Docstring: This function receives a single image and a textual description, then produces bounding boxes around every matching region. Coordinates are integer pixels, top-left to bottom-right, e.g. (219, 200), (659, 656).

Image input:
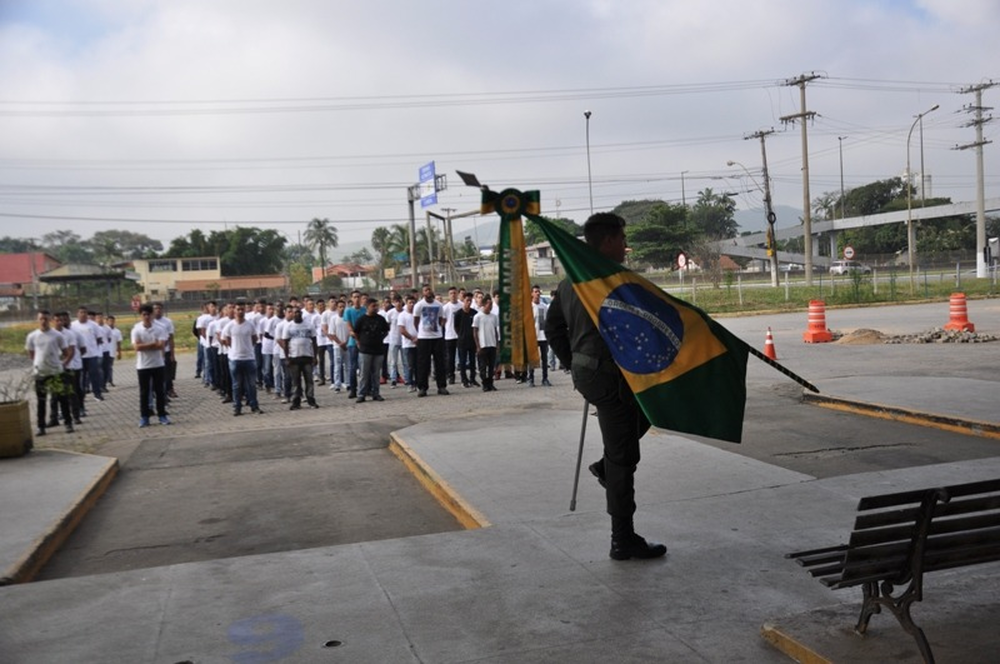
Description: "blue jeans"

(229, 358), (259, 412)
(261, 353), (274, 390)
(196, 343), (204, 377)
(386, 344), (402, 382)
(358, 353), (383, 397)
(346, 345), (359, 393)
(82, 356), (103, 399)
(329, 345), (344, 388)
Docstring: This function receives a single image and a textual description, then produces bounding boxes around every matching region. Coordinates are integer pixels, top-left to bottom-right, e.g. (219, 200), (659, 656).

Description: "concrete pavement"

(1, 299), (999, 662)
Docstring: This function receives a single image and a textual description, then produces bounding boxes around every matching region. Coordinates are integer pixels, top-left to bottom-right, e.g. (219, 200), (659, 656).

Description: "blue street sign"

(419, 161), (437, 208)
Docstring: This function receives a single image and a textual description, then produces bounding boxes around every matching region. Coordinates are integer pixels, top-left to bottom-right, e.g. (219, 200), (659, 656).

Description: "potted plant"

(0, 369), (34, 457)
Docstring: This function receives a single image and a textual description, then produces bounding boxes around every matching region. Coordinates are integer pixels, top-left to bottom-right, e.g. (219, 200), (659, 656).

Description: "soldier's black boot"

(610, 517), (667, 561)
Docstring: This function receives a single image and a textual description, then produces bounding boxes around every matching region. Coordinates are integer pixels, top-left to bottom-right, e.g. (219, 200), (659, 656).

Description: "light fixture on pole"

(906, 103), (939, 292)
(584, 110), (594, 216)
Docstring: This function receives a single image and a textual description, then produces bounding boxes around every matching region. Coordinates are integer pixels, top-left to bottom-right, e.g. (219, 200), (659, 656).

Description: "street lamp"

(838, 136), (847, 220)
(906, 104), (939, 292)
(584, 110), (594, 216)
(728, 159), (779, 287)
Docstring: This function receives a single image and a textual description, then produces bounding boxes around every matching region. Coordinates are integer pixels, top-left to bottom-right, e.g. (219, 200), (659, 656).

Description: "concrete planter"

(0, 400), (32, 458)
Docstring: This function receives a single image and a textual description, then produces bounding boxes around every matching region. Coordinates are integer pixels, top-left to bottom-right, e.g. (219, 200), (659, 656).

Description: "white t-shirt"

(274, 319), (290, 359)
(442, 300), (461, 340)
(412, 298), (445, 340)
(154, 315), (175, 353)
(397, 310), (417, 349)
(196, 313), (215, 348)
(533, 301), (548, 342)
(313, 310), (329, 347)
(222, 319), (257, 361)
(261, 315), (278, 355)
(473, 311), (499, 349)
(25, 328), (67, 377)
(131, 322), (168, 370)
(71, 319), (101, 358)
(281, 319), (315, 359)
(109, 326), (123, 352)
(330, 312), (349, 346)
(214, 316), (231, 355)
(386, 308), (402, 346)
(61, 327), (83, 370)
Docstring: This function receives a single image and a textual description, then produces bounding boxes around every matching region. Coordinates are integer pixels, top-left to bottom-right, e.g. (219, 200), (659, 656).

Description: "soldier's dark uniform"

(545, 213), (666, 561)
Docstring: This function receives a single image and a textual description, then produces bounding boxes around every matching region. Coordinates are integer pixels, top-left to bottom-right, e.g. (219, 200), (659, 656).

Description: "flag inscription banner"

(482, 188), (749, 443)
(484, 189), (539, 369)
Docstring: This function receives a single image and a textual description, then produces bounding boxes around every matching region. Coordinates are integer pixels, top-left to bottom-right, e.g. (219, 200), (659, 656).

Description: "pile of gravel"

(882, 327), (999, 344)
(833, 328), (999, 345)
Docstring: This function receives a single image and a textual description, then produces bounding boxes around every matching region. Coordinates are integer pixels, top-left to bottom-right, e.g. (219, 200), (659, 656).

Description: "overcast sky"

(1, 0), (998, 254)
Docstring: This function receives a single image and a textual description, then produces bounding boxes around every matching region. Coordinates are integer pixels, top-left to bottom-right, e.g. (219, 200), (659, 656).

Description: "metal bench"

(786, 478), (1000, 664)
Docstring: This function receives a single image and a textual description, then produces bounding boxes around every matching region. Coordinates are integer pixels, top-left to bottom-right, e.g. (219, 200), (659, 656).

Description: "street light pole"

(906, 103), (939, 292)
(681, 170), (689, 206)
(838, 136), (847, 219)
(584, 110), (594, 216)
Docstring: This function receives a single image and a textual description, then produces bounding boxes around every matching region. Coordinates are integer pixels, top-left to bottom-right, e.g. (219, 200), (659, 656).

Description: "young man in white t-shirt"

(385, 298), (403, 387)
(25, 310), (72, 437)
(397, 296), (418, 391)
(473, 296), (499, 393)
(196, 301), (217, 386)
(528, 285), (551, 387)
(411, 285), (449, 397)
(441, 286), (462, 385)
(131, 303), (170, 427)
(279, 307), (318, 410)
(221, 301), (262, 416)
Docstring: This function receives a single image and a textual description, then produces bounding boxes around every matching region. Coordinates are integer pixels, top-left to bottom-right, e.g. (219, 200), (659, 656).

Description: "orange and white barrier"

(802, 300), (833, 343)
(943, 292), (975, 332)
(764, 327), (777, 360)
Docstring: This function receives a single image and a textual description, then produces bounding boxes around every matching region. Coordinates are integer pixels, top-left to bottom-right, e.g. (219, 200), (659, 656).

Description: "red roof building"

(0, 252), (62, 296)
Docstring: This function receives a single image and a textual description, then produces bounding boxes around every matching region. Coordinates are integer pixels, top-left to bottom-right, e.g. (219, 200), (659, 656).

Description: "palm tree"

(303, 218), (339, 272)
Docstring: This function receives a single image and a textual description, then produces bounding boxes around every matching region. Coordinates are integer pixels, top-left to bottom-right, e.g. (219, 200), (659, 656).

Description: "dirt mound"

(835, 328), (886, 345)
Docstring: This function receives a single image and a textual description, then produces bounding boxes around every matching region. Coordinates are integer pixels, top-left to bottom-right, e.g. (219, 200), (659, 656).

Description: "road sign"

(843, 245), (855, 259)
(677, 251), (688, 269)
(419, 161), (437, 208)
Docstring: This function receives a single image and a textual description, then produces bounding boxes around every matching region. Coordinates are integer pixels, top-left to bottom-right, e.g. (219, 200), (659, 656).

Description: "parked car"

(829, 260), (872, 275)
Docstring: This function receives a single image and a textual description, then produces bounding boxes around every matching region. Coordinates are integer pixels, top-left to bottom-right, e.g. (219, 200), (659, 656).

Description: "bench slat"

(849, 512), (1000, 549)
(854, 494), (1000, 531)
(856, 478), (1000, 511)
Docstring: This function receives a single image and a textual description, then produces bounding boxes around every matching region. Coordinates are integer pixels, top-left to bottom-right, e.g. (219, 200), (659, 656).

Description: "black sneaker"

(437, 387), (450, 396)
(46, 419), (59, 428)
(609, 534), (667, 561)
(307, 401), (319, 409)
(36, 427), (46, 437)
(372, 395), (385, 402)
(347, 391), (357, 399)
(65, 423), (74, 433)
(417, 389), (427, 397)
(588, 461), (607, 488)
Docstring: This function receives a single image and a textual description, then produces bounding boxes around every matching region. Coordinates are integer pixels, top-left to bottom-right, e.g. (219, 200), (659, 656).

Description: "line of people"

(192, 283), (554, 415)
(24, 307), (124, 438)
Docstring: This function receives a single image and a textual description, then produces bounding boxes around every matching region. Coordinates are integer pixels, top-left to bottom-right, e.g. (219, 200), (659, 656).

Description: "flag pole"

(745, 343), (820, 393)
(569, 398), (589, 511)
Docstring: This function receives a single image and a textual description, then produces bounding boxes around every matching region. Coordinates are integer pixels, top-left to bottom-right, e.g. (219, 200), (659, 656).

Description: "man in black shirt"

(354, 298), (390, 403)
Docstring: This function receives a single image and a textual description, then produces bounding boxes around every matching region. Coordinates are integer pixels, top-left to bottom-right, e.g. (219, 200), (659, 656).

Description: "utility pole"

(956, 81), (995, 279)
(681, 170), (689, 206)
(780, 72), (821, 285)
(745, 129), (779, 287)
(441, 207), (456, 284)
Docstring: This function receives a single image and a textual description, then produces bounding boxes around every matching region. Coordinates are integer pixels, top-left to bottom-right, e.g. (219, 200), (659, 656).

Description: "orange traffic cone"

(764, 327), (778, 360)
(802, 300), (833, 343)
(943, 292), (975, 332)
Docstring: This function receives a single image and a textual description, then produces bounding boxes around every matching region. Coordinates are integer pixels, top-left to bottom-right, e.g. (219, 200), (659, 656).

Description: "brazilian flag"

(524, 206), (750, 443)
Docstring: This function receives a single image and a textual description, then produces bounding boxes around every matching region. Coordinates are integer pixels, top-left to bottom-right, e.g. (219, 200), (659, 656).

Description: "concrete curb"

(760, 622), (832, 664)
(0, 452), (119, 585)
(803, 392), (1000, 441)
(388, 432), (490, 530)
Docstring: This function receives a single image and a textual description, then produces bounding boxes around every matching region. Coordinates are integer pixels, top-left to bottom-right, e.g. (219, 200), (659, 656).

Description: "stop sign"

(843, 246), (855, 260)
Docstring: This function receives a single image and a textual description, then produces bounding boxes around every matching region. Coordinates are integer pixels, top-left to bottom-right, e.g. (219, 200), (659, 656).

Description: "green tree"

(341, 248), (373, 264)
(89, 230), (162, 262)
(612, 200), (668, 227)
(41, 230), (94, 264)
(303, 218), (338, 269)
(0, 236), (41, 253)
(688, 188), (738, 239)
(288, 263), (311, 295)
(165, 229), (210, 257)
(524, 217), (581, 245)
(626, 202), (698, 268)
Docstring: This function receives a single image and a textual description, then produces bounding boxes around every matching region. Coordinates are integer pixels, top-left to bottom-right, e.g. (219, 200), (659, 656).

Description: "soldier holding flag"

(546, 212), (668, 561)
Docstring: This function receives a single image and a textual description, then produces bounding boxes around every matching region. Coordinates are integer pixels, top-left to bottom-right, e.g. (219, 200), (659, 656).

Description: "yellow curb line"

(760, 622), (832, 664)
(388, 433), (490, 530)
(803, 393), (1000, 441)
(1, 451), (119, 585)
